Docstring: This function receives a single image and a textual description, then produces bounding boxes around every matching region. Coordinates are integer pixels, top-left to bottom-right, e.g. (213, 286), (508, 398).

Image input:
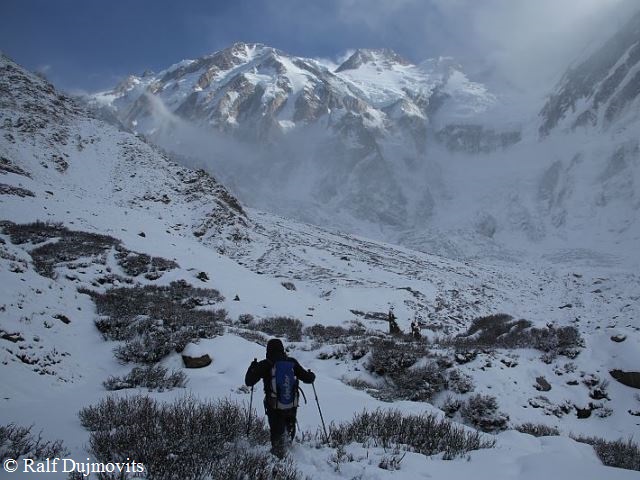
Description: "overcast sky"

(1, 0), (637, 94)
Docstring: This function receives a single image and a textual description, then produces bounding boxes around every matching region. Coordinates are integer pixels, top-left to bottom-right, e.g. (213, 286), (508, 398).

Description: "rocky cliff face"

(540, 10), (640, 136)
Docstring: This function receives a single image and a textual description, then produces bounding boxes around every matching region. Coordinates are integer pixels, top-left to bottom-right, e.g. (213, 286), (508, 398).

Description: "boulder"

(610, 370), (640, 389)
(181, 342), (212, 369)
(534, 376), (552, 392)
(182, 353), (212, 369)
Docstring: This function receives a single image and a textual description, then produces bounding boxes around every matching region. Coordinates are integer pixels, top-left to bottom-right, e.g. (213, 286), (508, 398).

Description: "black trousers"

(266, 406), (297, 457)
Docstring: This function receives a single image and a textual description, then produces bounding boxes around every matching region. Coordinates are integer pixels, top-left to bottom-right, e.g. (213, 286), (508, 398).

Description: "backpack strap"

(297, 385), (307, 405)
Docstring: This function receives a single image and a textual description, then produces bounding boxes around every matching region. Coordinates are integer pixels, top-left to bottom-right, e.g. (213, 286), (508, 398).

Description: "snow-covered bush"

(329, 409), (494, 460)
(365, 339), (446, 401)
(115, 247), (178, 279)
(448, 369), (475, 394)
(237, 313), (254, 325)
(366, 339), (424, 377)
(252, 316), (303, 342)
(82, 281), (226, 364)
(305, 322), (366, 342)
(0, 423), (67, 462)
(103, 364), (187, 391)
(573, 435), (640, 471)
(392, 362), (447, 401)
(441, 396), (463, 418)
(460, 394), (509, 433)
(79, 396), (300, 480)
(515, 423), (560, 437)
(453, 314), (583, 357)
(2, 221), (119, 277)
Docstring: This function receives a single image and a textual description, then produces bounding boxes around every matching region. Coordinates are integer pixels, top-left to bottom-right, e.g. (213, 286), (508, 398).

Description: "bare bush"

(81, 281), (226, 364)
(441, 396), (462, 418)
(115, 248), (178, 279)
(252, 316), (303, 342)
(448, 369), (475, 394)
(305, 323), (366, 343)
(460, 394), (509, 433)
(79, 395), (300, 480)
(453, 314), (583, 357)
(515, 423), (560, 437)
(103, 365), (187, 391)
(329, 409), (494, 460)
(366, 339), (423, 377)
(0, 423), (67, 462)
(572, 435), (640, 471)
(365, 340), (445, 402)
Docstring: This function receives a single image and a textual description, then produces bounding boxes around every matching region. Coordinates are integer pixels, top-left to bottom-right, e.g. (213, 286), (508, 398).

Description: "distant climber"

(411, 318), (421, 339)
(245, 338), (315, 458)
(387, 308), (401, 334)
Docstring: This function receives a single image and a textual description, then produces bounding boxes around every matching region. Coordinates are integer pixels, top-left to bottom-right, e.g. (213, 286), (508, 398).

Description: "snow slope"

(1, 55), (640, 479)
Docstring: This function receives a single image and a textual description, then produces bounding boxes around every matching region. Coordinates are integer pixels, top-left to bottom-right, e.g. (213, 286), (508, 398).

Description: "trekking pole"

(246, 384), (254, 436)
(246, 357), (257, 436)
(311, 379), (329, 444)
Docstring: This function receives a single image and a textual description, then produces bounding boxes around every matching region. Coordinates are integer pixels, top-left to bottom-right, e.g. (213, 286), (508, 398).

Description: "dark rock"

(610, 334), (627, 343)
(196, 271), (209, 282)
(138, 231), (146, 237)
(1, 331), (24, 343)
(575, 405), (592, 419)
(182, 353), (212, 369)
(233, 294), (240, 301)
(534, 376), (552, 392)
(610, 369), (640, 389)
(558, 304), (573, 309)
(455, 351), (477, 364)
(53, 314), (70, 324)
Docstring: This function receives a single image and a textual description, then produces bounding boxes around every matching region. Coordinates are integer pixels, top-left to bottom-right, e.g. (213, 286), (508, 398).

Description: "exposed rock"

(610, 369), (640, 389)
(575, 405), (592, 419)
(182, 353), (212, 369)
(534, 376), (552, 392)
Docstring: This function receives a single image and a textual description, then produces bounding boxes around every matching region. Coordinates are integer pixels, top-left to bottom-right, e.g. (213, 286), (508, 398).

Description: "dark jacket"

(245, 339), (315, 405)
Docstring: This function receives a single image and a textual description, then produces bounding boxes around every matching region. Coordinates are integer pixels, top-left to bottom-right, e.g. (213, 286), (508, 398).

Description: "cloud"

(318, 0), (638, 94)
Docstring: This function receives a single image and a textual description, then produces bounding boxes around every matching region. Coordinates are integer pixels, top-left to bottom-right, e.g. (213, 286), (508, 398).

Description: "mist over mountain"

(87, 22), (640, 265)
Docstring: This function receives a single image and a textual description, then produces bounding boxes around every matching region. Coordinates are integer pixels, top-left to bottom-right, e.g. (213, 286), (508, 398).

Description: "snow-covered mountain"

(88, 43), (512, 238)
(85, 31), (640, 266)
(2, 51), (640, 479)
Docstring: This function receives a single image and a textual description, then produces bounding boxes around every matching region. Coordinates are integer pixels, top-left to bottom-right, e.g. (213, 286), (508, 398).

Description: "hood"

(266, 338), (286, 362)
